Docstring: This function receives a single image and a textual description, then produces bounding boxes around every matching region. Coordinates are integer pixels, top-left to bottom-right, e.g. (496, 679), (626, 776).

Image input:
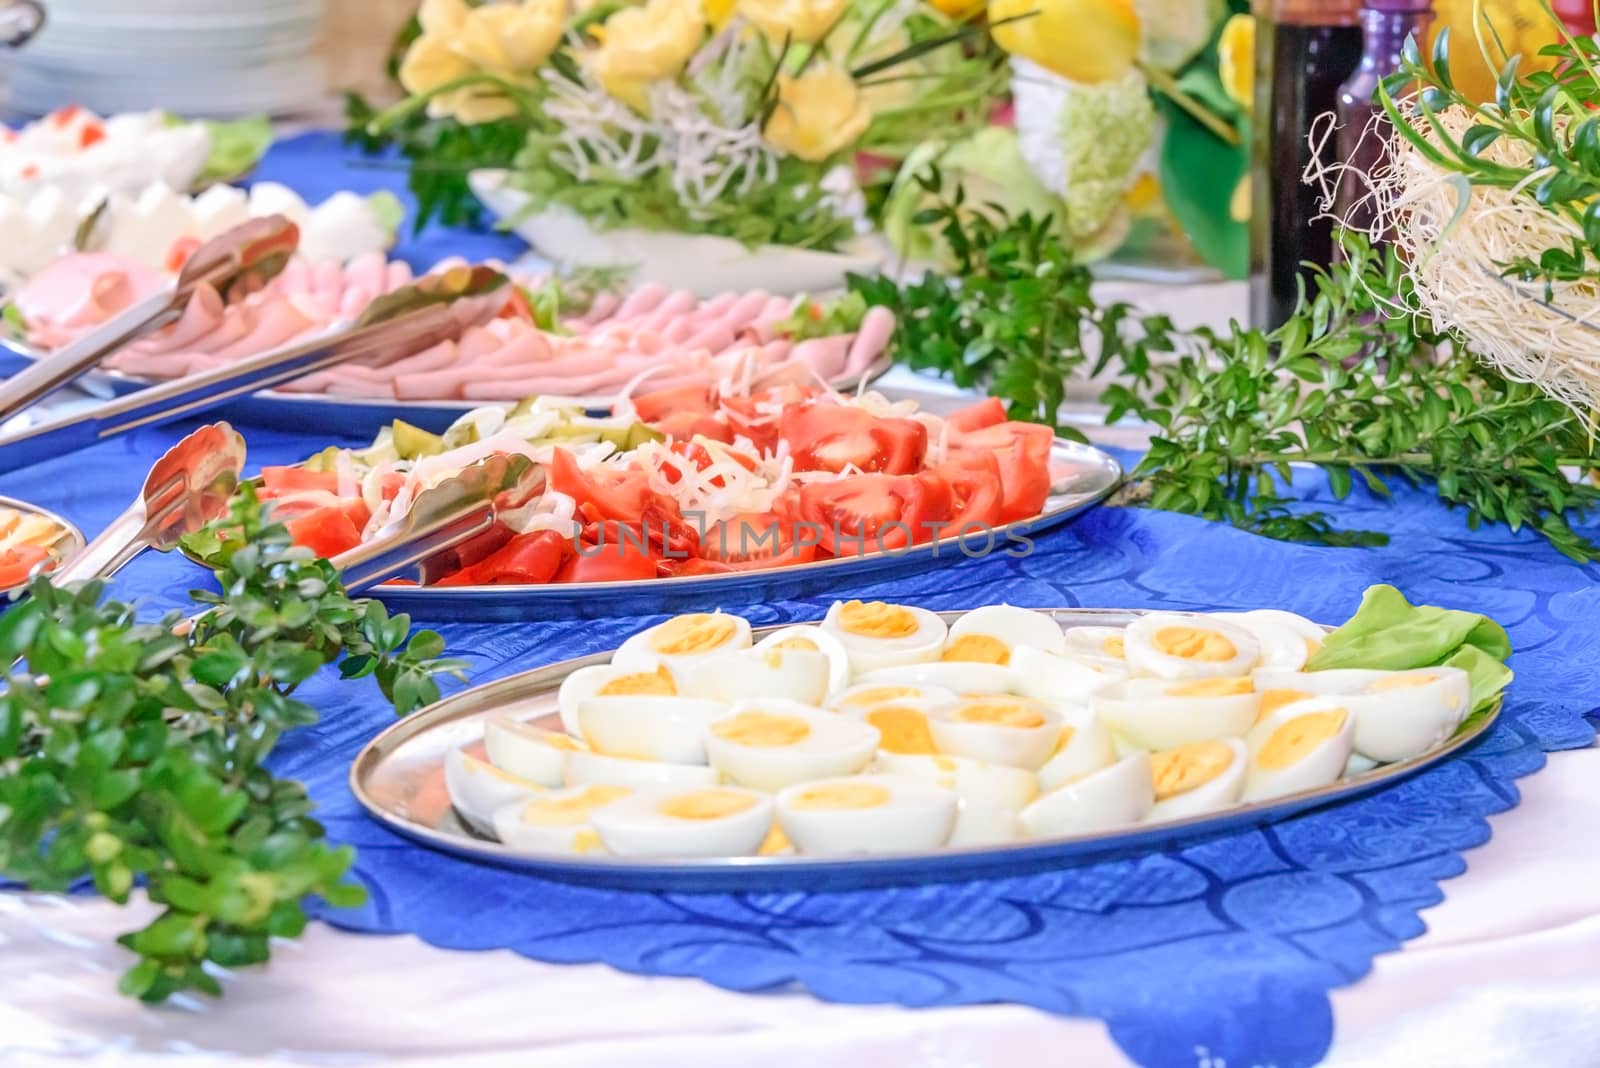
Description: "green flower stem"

(1140, 62), (1241, 146)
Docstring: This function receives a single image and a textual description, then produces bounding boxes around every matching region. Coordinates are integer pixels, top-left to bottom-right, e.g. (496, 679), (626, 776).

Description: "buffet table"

(2, 134), (1598, 1068)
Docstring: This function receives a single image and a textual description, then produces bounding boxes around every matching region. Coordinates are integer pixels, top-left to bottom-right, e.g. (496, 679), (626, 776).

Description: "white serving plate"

(468, 169), (887, 298)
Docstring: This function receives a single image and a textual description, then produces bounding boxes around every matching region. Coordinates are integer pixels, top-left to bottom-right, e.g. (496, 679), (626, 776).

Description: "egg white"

(821, 600), (948, 675)
(705, 699), (880, 792)
(613, 612), (753, 672)
(679, 645), (830, 705)
(589, 786), (775, 858)
(855, 660), (1016, 697)
(1090, 676), (1259, 751)
(1252, 666), (1471, 763)
(751, 624), (852, 696)
(563, 748), (721, 790)
(874, 752), (1038, 846)
(1018, 752), (1155, 838)
(828, 681), (959, 714)
(577, 693), (729, 765)
(775, 773), (957, 854)
(556, 662), (685, 740)
(946, 604), (1067, 658)
(483, 715), (587, 788)
(443, 748), (544, 836)
(1211, 609), (1325, 672)
(1009, 644), (1128, 703)
(489, 784), (632, 854)
(1060, 625), (1131, 669)
(1036, 707), (1118, 792)
(928, 695), (1063, 770)
(1122, 614), (1261, 680)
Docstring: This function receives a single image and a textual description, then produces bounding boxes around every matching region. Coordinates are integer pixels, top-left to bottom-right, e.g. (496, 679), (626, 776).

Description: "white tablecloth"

(5, 281), (1598, 1068)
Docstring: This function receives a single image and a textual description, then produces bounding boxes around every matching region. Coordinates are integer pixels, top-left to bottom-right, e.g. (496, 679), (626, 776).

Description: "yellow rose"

(594, 0), (706, 82)
(418, 0), (470, 35)
(738, 0), (849, 44)
(399, 33), (474, 98)
(434, 88), (523, 124)
(1217, 13), (1253, 114)
(924, 0), (985, 17)
(452, 0), (566, 76)
(763, 63), (872, 162)
(705, 0), (740, 27)
(989, 0), (1141, 84)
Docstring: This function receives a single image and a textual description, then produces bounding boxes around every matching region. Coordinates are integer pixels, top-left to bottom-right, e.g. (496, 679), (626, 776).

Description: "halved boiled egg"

(681, 645), (831, 705)
(944, 604), (1067, 662)
(490, 784), (631, 854)
(927, 695), (1062, 770)
(828, 681), (957, 715)
(705, 700), (880, 792)
(1242, 698), (1355, 801)
(1147, 738), (1247, 821)
(1211, 609), (1325, 672)
(577, 690), (729, 765)
(444, 748), (543, 835)
(875, 752), (1039, 845)
(1122, 614), (1261, 679)
(563, 748), (721, 790)
(821, 600), (947, 675)
(751, 624), (851, 696)
(484, 716), (588, 788)
(775, 774), (957, 854)
(1018, 752), (1154, 837)
(835, 693), (949, 757)
(1060, 625), (1130, 669)
(1036, 707), (1117, 792)
(1252, 665), (1471, 763)
(590, 786), (775, 858)
(1009, 644), (1128, 702)
(1090, 675), (1259, 751)
(855, 660), (1016, 698)
(613, 612), (753, 672)
(556, 662), (683, 739)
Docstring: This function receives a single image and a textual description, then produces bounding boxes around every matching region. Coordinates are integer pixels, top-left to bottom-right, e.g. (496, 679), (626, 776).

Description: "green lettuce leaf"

(195, 116), (274, 186)
(1309, 584), (1514, 713)
(365, 191), (406, 237)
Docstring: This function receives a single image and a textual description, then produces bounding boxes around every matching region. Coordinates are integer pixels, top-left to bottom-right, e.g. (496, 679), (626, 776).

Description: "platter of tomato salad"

(0, 495), (84, 595)
(186, 384), (1121, 621)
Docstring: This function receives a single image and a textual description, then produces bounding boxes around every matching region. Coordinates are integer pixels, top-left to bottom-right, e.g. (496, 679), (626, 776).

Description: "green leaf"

(1155, 95), (1248, 279)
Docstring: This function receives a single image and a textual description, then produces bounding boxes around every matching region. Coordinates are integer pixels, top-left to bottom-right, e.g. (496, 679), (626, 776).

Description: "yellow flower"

(593, 0), (705, 84)
(1218, 13), (1254, 114)
(988, 0), (1141, 84)
(705, 0), (740, 27)
(1229, 173), (1250, 223)
(435, 88), (523, 124)
(418, 0), (470, 35)
(399, 32), (473, 98)
(738, 0), (849, 44)
(1124, 172), (1163, 217)
(763, 62), (872, 162)
(924, 0), (985, 17)
(452, 0), (566, 77)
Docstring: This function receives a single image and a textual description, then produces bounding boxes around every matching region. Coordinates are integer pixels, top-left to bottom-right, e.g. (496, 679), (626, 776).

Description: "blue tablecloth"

(3, 133), (1597, 1068)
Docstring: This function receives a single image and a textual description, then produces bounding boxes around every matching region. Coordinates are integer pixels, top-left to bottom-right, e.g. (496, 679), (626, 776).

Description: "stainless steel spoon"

(0, 214), (301, 424)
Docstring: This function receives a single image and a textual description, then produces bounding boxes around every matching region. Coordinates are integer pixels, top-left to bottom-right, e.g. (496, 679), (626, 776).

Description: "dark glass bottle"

(1334, 0), (1435, 241)
(1251, 0), (1365, 329)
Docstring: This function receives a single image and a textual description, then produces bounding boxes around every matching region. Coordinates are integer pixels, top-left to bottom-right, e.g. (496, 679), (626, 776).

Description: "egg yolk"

(1365, 673), (1439, 693)
(659, 790), (760, 821)
(713, 711), (812, 748)
(597, 665), (677, 697)
(789, 782), (892, 810)
(760, 649), (785, 670)
(1153, 626), (1237, 662)
(540, 731), (585, 751)
(1152, 740), (1235, 800)
(650, 613), (739, 656)
(1256, 708), (1349, 771)
(1304, 637), (1322, 658)
(1103, 635), (1126, 658)
(758, 824), (792, 855)
(839, 685), (920, 708)
(1050, 725), (1077, 757)
(774, 637), (820, 652)
(942, 634), (1011, 665)
(1256, 688), (1313, 724)
(521, 785), (631, 826)
(866, 706), (938, 754)
(1168, 677), (1254, 698)
(954, 699), (1047, 729)
(837, 600), (919, 639)
(464, 753), (536, 786)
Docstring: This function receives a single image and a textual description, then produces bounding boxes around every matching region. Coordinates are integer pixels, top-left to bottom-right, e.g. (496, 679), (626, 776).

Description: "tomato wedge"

(434, 530), (569, 586)
(700, 511), (819, 567)
(932, 451), (1004, 534)
(945, 397), (1007, 433)
(949, 421), (1054, 523)
(632, 384), (715, 424)
(548, 448), (652, 523)
(284, 506), (363, 559)
(260, 466), (341, 498)
(0, 544), (50, 588)
(555, 537), (660, 583)
(798, 472), (953, 556)
(778, 403), (928, 475)
(659, 440), (759, 487)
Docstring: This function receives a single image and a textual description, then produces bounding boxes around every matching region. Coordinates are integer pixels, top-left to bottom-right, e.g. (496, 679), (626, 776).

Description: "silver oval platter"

(0, 493), (86, 596)
(351, 608), (1500, 892)
(0, 340), (895, 435)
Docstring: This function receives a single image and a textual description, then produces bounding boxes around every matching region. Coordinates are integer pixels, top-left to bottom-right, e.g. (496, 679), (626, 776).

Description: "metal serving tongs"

(0, 215), (301, 424)
(0, 264), (510, 472)
(46, 421), (247, 587)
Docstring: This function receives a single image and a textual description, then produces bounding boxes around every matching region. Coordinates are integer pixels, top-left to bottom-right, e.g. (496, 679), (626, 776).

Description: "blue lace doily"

(1, 134), (1595, 1068)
